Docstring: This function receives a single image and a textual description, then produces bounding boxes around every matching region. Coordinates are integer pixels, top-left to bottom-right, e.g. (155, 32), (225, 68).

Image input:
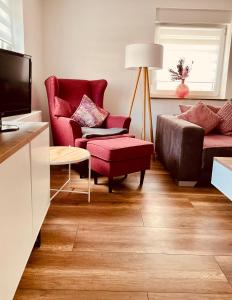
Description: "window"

(0, 0), (24, 52)
(153, 24), (227, 97)
(0, 0), (13, 50)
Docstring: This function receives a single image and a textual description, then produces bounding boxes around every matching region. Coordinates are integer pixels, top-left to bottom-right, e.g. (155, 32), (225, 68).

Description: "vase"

(176, 79), (189, 98)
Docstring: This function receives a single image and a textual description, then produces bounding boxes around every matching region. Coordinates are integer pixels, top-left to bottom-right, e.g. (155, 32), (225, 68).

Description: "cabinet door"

(0, 144), (32, 300)
(30, 128), (50, 238)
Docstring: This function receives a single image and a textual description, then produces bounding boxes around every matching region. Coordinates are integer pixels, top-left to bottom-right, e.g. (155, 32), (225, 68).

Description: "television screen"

(0, 49), (31, 118)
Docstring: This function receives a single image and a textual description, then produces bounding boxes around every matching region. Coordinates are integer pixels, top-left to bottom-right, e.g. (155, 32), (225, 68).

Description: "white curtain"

(0, 0), (24, 52)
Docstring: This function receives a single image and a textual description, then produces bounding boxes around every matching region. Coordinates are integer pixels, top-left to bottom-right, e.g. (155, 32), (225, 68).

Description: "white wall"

(42, 0), (156, 136)
(38, 0), (232, 137)
(23, 0), (48, 120)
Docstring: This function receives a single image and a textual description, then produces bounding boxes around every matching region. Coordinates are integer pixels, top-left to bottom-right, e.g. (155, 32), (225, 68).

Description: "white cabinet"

(30, 128), (50, 237)
(0, 123), (50, 300)
(0, 145), (32, 300)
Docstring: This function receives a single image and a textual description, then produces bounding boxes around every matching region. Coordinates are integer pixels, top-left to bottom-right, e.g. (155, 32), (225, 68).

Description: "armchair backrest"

(45, 76), (108, 120)
(45, 76), (108, 146)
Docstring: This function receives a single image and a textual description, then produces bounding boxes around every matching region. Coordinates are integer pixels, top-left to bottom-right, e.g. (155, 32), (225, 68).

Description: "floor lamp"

(125, 43), (163, 142)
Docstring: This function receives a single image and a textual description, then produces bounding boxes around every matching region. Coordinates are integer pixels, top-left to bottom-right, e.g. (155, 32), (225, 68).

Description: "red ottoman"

(87, 137), (154, 192)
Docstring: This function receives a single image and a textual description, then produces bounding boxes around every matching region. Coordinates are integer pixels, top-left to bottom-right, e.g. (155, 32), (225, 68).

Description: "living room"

(1, 0), (232, 299)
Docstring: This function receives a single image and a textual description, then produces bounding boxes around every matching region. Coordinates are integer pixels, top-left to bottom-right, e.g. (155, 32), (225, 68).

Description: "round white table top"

(50, 146), (90, 166)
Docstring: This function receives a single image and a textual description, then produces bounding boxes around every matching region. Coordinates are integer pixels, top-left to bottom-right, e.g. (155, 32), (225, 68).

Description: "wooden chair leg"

(139, 170), (146, 187)
(108, 177), (113, 193)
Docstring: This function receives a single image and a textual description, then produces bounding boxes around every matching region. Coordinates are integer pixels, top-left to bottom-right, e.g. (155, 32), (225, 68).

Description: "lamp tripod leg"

(142, 67), (147, 140)
(128, 67), (142, 117)
(145, 68), (154, 143)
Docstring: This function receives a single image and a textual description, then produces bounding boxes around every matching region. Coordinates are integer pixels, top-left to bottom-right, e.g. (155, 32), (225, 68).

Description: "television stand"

(0, 117), (19, 132)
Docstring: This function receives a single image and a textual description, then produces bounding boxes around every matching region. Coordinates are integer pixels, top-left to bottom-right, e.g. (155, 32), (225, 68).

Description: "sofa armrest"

(105, 115), (131, 130)
(155, 115), (204, 183)
(53, 117), (82, 146)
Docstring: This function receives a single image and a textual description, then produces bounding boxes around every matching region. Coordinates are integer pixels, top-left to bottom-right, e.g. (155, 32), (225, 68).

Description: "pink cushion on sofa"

(179, 103), (221, 114)
(54, 96), (75, 117)
(71, 94), (109, 127)
(217, 101), (232, 136)
(179, 104), (192, 113)
(203, 134), (232, 149)
(87, 137), (154, 162)
(178, 102), (221, 134)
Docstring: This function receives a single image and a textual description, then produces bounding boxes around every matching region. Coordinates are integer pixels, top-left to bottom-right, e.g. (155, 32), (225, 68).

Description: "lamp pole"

(128, 67), (154, 142)
(125, 43), (163, 142)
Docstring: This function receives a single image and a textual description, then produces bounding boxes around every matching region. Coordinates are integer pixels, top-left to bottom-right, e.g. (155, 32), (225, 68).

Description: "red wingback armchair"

(45, 76), (131, 148)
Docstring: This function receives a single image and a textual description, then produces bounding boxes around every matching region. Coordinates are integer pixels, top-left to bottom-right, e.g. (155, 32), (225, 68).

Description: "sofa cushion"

(179, 103), (221, 114)
(217, 100), (232, 136)
(54, 96), (75, 117)
(87, 137), (154, 162)
(71, 94), (109, 127)
(202, 134), (232, 178)
(203, 134), (232, 149)
(178, 101), (221, 134)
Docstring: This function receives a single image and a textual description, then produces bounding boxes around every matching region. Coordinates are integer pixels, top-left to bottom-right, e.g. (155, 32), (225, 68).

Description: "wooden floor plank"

(14, 290), (148, 300)
(51, 193), (194, 212)
(17, 252), (231, 293)
(44, 205), (143, 226)
(38, 224), (77, 251)
(74, 225), (232, 255)
(148, 294), (232, 300)
(142, 210), (232, 229)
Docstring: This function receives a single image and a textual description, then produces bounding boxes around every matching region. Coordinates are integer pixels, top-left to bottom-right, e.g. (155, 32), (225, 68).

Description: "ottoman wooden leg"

(108, 177), (113, 193)
(94, 175), (98, 185)
(139, 170), (146, 187)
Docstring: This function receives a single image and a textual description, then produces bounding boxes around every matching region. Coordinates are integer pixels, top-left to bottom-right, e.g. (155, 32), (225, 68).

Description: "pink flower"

(182, 67), (188, 78)
(169, 58), (193, 82)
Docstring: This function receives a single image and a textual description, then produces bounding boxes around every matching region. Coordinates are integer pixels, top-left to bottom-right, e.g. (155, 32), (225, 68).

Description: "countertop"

(0, 122), (49, 164)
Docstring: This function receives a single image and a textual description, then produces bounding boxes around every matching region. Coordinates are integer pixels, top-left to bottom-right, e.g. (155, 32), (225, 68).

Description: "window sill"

(151, 96), (226, 101)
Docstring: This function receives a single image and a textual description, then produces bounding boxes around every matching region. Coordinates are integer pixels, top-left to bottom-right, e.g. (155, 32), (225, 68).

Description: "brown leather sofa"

(155, 114), (232, 186)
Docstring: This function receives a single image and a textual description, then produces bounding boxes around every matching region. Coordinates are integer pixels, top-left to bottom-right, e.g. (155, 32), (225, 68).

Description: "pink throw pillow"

(71, 94), (109, 127)
(207, 104), (221, 114)
(178, 102), (221, 134)
(217, 101), (232, 136)
(179, 103), (221, 114)
(179, 104), (192, 113)
(54, 96), (75, 117)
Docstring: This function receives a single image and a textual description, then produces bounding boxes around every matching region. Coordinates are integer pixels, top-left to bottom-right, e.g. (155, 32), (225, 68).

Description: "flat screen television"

(0, 49), (32, 132)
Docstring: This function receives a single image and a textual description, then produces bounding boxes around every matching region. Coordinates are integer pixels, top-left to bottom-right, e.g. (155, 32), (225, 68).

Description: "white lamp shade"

(125, 43), (163, 69)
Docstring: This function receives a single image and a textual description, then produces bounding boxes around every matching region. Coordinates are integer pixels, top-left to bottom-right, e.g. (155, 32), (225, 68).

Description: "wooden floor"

(14, 161), (232, 299)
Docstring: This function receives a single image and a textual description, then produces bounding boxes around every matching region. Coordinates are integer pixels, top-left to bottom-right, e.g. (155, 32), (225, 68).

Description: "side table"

(50, 146), (91, 202)
(211, 157), (232, 201)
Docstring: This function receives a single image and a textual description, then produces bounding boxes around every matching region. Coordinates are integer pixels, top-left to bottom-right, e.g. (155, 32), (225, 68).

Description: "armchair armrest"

(105, 114), (131, 130)
(156, 115), (204, 184)
(53, 117), (82, 146)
